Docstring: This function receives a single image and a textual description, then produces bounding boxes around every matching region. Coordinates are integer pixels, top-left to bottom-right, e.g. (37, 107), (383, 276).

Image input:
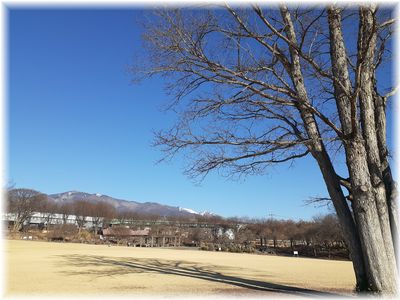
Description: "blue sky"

(7, 8), (394, 220)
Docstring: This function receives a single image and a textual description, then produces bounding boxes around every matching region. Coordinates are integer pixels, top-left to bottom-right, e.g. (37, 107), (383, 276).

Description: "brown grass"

(5, 240), (356, 297)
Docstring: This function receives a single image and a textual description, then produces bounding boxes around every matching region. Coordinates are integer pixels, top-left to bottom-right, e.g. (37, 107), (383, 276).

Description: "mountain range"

(47, 191), (215, 218)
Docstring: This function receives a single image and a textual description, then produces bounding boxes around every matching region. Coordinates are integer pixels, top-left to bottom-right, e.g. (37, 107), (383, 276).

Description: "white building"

(2, 212), (102, 229)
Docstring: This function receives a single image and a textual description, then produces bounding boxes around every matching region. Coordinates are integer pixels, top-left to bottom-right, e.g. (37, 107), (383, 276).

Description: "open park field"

(5, 240), (356, 297)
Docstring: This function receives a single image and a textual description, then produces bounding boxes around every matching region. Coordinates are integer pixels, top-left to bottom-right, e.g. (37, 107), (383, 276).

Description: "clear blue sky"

(7, 8), (394, 220)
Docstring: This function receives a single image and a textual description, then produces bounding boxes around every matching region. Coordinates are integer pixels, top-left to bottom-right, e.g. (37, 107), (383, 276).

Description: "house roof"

(131, 229), (150, 236)
(103, 227), (149, 237)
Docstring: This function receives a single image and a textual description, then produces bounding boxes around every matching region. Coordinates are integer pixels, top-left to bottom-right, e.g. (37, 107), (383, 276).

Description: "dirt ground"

(4, 240), (356, 297)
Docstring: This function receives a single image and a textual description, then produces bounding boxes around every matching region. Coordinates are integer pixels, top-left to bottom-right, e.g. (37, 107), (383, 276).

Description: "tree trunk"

(281, 6), (369, 291)
(315, 150), (369, 291)
(373, 71), (399, 258)
(346, 137), (397, 293)
(13, 221), (22, 232)
(328, 6), (397, 293)
(357, 6), (397, 273)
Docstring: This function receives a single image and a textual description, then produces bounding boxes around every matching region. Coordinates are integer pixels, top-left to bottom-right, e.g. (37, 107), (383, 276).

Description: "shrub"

(47, 224), (78, 241)
(208, 243), (216, 251)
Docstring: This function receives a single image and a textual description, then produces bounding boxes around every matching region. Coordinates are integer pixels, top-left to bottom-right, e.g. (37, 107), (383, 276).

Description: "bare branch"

(379, 18), (395, 28)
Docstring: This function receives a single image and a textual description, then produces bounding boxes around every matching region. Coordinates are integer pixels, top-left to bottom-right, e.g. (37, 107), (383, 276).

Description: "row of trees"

(5, 188), (231, 233)
(6, 189), (342, 241)
(7, 189), (346, 258)
(188, 215), (345, 256)
(250, 215), (345, 256)
(6, 189), (116, 233)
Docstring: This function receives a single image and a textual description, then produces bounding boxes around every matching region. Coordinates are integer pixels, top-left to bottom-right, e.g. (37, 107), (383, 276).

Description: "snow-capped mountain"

(47, 191), (215, 218)
(179, 207), (199, 214)
(199, 210), (217, 217)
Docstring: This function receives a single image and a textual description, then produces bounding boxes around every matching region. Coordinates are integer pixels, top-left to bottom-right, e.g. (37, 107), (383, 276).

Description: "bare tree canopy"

(134, 4), (397, 294)
(73, 199), (92, 233)
(7, 188), (47, 232)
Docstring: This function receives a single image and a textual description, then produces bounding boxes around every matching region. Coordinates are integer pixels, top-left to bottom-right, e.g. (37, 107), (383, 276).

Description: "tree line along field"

(6, 188), (350, 260)
(5, 240), (356, 296)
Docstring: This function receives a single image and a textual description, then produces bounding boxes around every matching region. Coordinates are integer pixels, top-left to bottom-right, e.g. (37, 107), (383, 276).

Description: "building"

(102, 226), (182, 247)
(2, 212), (101, 230)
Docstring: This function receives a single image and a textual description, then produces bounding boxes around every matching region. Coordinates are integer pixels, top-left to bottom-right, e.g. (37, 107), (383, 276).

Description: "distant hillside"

(47, 191), (215, 218)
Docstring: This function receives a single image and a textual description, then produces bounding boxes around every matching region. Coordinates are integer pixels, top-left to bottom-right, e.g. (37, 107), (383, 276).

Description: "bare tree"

(235, 226), (256, 248)
(263, 218), (285, 248)
(40, 199), (58, 229)
(115, 209), (133, 225)
(58, 202), (73, 224)
(73, 200), (91, 233)
(282, 220), (299, 249)
(188, 227), (210, 246)
(312, 214), (344, 258)
(7, 188), (46, 232)
(136, 4), (397, 294)
(89, 202), (116, 233)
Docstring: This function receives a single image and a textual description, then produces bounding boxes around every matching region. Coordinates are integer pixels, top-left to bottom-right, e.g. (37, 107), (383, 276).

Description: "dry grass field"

(5, 240), (356, 297)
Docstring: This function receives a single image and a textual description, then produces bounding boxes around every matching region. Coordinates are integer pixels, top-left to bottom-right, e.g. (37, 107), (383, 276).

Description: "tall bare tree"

(135, 4), (397, 294)
(40, 198), (58, 229)
(7, 188), (47, 232)
(73, 200), (91, 233)
(312, 214), (344, 258)
(89, 201), (116, 233)
(58, 202), (73, 224)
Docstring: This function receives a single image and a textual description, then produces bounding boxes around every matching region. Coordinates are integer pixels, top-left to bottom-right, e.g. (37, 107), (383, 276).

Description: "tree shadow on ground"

(57, 254), (345, 297)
